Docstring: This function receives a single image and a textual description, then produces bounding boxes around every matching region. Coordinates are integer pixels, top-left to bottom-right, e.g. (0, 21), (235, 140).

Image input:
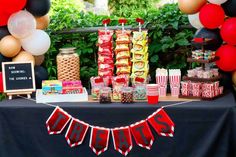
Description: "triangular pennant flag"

(147, 108), (175, 137)
(130, 120), (154, 149)
(46, 106), (71, 135)
(65, 118), (89, 147)
(89, 126), (110, 156)
(112, 126), (133, 156)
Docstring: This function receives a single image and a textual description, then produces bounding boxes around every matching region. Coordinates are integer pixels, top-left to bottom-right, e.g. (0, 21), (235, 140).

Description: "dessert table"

(0, 92), (235, 157)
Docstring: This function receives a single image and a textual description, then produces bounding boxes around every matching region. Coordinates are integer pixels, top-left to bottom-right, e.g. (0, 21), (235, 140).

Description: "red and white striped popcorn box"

(214, 81), (220, 90)
(181, 81), (190, 90)
(202, 90), (214, 98)
(158, 86), (167, 97)
(192, 89), (201, 97)
(191, 82), (201, 91)
(156, 75), (168, 86)
(219, 86), (224, 95)
(214, 89), (219, 97)
(202, 83), (214, 91)
(170, 86), (180, 97)
(169, 75), (181, 87)
(181, 89), (189, 96)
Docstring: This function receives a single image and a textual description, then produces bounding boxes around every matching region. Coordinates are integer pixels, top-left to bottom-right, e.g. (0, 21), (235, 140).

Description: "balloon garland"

(178, 0), (236, 85)
(0, 0), (50, 86)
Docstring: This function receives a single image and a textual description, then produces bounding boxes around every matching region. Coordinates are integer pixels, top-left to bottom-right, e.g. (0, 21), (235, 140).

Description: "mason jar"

(57, 47), (80, 81)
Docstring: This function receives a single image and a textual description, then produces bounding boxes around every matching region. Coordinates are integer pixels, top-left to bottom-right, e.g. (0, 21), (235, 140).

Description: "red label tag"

(147, 108), (175, 137)
(46, 107), (71, 135)
(65, 118), (89, 147)
(136, 18), (145, 24)
(112, 126), (133, 156)
(119, 18), (127, 24)
(89, 126), (110, 155)
(130, 120), (154, 150)
(102, 18), (111, 25)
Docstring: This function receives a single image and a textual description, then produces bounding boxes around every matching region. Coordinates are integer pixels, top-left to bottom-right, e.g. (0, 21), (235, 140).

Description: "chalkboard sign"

(2, 62), (36, 93)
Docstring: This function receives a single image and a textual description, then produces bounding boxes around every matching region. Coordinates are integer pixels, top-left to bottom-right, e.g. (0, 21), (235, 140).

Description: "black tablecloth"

(0, 93), (235, 157)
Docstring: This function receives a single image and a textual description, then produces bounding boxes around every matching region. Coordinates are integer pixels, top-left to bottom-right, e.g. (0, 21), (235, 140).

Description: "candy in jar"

(121, 87), (133, 103)
(99, 87), (112, 104)
(133, 84), (146, 100)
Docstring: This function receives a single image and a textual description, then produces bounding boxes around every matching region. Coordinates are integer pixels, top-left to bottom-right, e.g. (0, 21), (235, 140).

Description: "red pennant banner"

(147, 108), (175, 137)
(65, 118), (89, 147)
(89, 126), (110, 155)
(130, 120), (154, 150)
(112, 126), (133, 156)
(46, 106), (71, 135)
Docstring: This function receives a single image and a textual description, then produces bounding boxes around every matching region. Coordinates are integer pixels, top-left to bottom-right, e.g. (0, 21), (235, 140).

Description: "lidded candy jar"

(99, 87), (112, 104)
(121, 87), (133, 103)
(57, 47), (80, 81)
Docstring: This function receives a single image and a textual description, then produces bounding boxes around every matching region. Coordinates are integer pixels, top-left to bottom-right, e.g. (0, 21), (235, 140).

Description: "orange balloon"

(36, 14), (50, 30)
(0, 35), (21, 57)
(13, 51), (35, 65)
(233, 71), (236, 85)
(34, 55), (45, 65)
(178, 0), (207, 14)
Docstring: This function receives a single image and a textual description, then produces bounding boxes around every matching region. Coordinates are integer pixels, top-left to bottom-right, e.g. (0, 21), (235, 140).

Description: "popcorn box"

(192, 90), (201, 97)
(191, 82), (201, 91)
(219, 86), (224, 95)
(202, 83), (214, 91)
(156, 75), (168, 86)
(181, 89), (189, 96)
(158, 86), (167, 97)
(42, 80), (63, 95)
(170, 86), (180, 97)
(202, 90), (214, 98)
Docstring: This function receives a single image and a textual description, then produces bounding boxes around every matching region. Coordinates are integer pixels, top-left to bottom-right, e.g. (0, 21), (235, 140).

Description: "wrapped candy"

(133, 84), (146, 100)
(90, 77), (106, 100)
(99, 87), (112, 104)
(121, 87), (134, 103)
(112, 76), (129, 100)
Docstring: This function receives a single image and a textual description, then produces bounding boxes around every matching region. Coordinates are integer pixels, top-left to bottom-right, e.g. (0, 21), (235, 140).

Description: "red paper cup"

(0, 72), (3, 93)
(147, 95), (159, 105)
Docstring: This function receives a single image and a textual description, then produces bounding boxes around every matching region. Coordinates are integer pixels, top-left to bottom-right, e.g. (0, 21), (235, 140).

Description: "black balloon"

(222, 0), (236, 17)
(0, 54), (12, 71)
(0, 26), (10, 40)
(194, 28), (223, 51)
(26, 0), (51, 17)
(34, 66), (48, 89)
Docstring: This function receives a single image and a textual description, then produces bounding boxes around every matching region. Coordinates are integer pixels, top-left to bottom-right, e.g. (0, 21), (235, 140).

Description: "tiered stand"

(179, 39), (223, 100)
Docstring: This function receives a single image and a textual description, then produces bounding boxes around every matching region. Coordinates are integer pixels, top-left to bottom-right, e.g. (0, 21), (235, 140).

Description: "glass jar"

(121, 87), (133, 103)
(133, 84), (147, 100)
(57, 47), (80, 81)
(99, 87), (112, 104)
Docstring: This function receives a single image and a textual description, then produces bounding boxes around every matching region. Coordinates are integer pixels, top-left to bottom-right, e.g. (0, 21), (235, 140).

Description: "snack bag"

(116, 51), (130, 59)
(112, 76), (129, 100)
(90, 77), (106, 100)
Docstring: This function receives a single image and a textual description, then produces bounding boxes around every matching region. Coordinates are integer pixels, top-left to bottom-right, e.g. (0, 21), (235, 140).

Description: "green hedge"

(46, 1), (194, 87)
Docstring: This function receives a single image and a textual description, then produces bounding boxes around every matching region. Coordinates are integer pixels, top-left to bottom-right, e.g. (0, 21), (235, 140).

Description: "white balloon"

(188, 13), (203, 29)
(21, 30), (51, 56)
(208, 0), (228, 5)
(8, 10), (36, 39)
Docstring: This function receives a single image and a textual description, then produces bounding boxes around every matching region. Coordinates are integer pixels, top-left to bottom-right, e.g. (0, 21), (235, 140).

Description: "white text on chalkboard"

(11, 70), (26, 74)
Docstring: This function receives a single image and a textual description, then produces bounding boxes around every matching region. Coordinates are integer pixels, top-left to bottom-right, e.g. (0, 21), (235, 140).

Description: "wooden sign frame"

(2, 61), (36, 99)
